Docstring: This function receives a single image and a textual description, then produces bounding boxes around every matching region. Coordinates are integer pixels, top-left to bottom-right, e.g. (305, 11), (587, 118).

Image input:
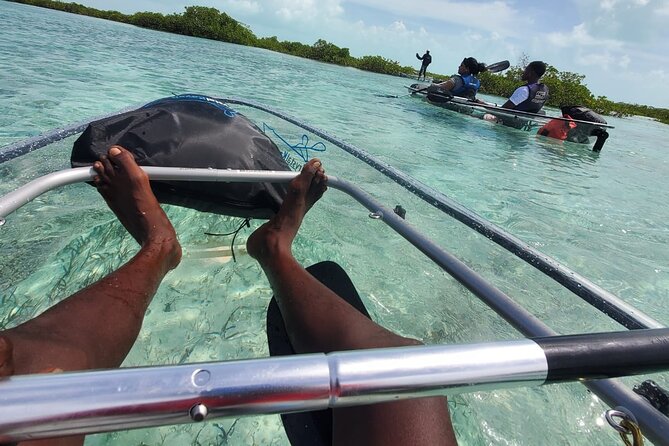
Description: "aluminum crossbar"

(2, 329), (669, 443)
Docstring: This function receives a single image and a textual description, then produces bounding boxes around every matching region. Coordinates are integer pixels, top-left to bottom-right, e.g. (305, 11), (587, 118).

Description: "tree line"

(9, 0), (668, 124)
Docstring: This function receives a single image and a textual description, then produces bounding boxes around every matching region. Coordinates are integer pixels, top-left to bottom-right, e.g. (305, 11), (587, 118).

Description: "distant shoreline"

(6, 0), (668, 124)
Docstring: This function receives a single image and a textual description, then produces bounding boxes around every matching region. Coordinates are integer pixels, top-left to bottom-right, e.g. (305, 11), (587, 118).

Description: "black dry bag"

(71, 94), (290, 219)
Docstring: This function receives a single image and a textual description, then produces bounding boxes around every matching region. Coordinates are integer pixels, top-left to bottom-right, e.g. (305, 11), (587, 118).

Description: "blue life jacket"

(452, 74), (481, 99)
(515, 83), (549, 112)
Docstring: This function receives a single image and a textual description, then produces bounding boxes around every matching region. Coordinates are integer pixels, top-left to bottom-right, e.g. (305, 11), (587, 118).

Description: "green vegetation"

(8, 0), (668, 123)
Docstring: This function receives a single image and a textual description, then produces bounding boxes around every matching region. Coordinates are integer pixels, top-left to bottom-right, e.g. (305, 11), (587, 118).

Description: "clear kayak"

(408, 83), (614, 151)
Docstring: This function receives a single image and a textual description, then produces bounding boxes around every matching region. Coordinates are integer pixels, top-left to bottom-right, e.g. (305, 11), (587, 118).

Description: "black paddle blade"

(485, 60), (510, 73)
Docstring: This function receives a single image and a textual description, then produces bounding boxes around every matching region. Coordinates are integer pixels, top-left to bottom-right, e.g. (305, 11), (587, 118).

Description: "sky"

(72, 0), (669, 107)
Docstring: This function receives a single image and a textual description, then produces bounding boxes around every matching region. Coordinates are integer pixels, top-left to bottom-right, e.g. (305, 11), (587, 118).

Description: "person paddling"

(427, 57), (487, 101)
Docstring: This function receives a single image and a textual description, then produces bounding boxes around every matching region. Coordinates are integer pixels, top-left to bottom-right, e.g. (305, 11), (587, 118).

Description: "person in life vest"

(428, 57), (487, 101)
(502, 60), (549, 113)
(416, 50), (432, 81)
(537, 114), (577, 140)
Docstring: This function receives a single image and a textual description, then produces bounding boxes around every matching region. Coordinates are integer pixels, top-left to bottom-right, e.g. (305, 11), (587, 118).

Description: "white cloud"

(599, 0), (616, 11)
(344, 0), (525, 37)
(545, 23), (623, 49)
(575, 52), (619, 70)
(390, 20), (407, 32)
(649, 69), (668, 80)
(219, 0), (344, 22)
(576, 0), (668, 44)
(657, 1), (669, 15)
(222, 0), (261, 14)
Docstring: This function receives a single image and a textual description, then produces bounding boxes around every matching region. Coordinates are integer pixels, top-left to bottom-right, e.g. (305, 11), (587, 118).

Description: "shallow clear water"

(2, 2), (669, 445)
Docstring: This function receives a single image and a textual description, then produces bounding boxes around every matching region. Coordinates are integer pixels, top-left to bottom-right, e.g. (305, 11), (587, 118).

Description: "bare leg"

(0, 146), (181, 445)
(248, 160), (457, 445)
(0, 336), (13, 377)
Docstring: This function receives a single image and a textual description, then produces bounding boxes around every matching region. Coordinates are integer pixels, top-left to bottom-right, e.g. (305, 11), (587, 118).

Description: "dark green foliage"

(355, 55), (406, 75)
(309, 39), (355, 66)
(256, 37), (310, 56)
(175, 6), (256, 45)
(130, 12), (179, 32)
(7, 0), (668, 123)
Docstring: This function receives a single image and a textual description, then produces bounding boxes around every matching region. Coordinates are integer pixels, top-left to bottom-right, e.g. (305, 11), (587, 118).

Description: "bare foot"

(93, 146), (181, 270)
(0, 335), (14, 377)
(247, 159), (327, 262)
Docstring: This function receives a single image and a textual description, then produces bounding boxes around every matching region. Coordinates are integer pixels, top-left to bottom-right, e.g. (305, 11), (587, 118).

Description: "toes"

(101, 155), (114, 179)
(303, 159), (322, 175)
(96, 158), (113, 184)
(315, 167), (327, 184)
(108, 146), (137, 171)
(93, 160), (104, 176)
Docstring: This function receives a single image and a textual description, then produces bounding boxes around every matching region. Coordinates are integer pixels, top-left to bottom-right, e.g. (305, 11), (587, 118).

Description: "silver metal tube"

(0, 168), (94, 221)
(0, 166), (661, 337)
(330, 342), (547, 405)
(0, 167), (298, 221)
(0, 341), (547, 441)
(0, 168), (554, 334)
(330, 177), (549, 336)
(326, 178), (669, 445)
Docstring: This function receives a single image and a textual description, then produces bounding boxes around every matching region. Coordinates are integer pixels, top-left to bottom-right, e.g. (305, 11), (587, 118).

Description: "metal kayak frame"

(0, 97), (666, 444)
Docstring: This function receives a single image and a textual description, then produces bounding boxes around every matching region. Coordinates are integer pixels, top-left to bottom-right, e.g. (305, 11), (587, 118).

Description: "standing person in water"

(0, 148), (458, 445)
(502, 60), (549, 113)
(416, 50), (432, 81)
(430, 57), (487, 100)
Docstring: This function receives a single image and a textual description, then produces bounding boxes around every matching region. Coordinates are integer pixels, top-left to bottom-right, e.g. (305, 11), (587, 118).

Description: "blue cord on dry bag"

(262, 123), (326, 162)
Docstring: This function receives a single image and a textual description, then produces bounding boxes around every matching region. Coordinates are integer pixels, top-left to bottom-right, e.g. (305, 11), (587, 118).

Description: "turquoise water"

(2, 2), (669, 445)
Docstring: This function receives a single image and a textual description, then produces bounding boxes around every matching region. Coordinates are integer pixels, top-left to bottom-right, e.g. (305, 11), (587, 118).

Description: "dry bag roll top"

(71, 94), (290, 219)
